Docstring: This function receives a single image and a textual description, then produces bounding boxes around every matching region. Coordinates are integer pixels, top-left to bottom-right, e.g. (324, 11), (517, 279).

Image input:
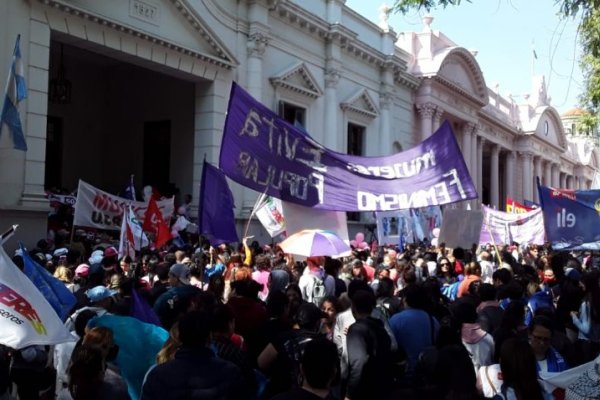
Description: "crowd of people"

(1, 230), (600, 400)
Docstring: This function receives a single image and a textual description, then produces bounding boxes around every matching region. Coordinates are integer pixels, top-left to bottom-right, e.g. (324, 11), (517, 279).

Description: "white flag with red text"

(0, 245), (74, 349)
(118, 206), (149, 260)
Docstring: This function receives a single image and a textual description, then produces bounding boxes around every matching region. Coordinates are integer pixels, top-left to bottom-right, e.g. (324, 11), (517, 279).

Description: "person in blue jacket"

(529, 316), (568, 373)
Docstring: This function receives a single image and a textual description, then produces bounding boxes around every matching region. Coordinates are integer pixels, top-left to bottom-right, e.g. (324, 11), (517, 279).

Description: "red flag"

(143, 196), (171, 248)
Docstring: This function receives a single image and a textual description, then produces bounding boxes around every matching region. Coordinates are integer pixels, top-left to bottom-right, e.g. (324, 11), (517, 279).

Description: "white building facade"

(0, 0), (596, 246)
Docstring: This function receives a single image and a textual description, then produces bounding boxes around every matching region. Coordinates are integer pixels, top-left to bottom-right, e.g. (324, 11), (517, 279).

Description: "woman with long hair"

(156, 322), (180, 365)
(436, 257), (456, 287)
(571, 269), (600, 363)
(499, 338), (551, 400)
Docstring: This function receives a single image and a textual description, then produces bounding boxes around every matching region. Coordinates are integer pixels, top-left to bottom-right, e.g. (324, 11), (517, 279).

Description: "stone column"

(477, 137), (484, 208)
(416, 103), (436, 142)
(490, 144), (500, 209)
(544, 160), (552, 187)
(379, 89), (394, 155)
(461, 123), (474, 182)
(505, 151), (516, 200)
(522, 152), (534, 202)
(533, 156), (543, 202)
(471, 126), (479, 208)
(560, 172), (567, 189)
(246, 31), (268, 102)
(432, 107), (444, 132)
(323, 67), (340, 150)
(244, 30), (268, 216)
(551, 163), (560, 188)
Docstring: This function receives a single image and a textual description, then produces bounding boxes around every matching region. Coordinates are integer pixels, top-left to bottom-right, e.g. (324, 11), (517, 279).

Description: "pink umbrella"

(279, 229), (350, 257)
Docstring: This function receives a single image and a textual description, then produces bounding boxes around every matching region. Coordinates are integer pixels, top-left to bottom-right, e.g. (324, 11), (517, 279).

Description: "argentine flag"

(0, 35), (28, 151)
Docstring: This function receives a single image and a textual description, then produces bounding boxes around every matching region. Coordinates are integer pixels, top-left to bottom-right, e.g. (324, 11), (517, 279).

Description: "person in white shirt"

(298, 256), (335, 305)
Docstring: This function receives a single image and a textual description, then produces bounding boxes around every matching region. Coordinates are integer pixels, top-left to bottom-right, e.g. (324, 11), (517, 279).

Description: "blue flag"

(199, 161), (240, 246)
(122, 174), (136, 201)
(0, 35), (28, 151)
(20, 244), (77, 321)
(88, 315), (168, 400)
(537, 181), (600, 250)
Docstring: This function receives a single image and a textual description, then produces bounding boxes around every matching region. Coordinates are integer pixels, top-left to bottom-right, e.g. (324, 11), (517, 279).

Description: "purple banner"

(219, 83), (477, 211)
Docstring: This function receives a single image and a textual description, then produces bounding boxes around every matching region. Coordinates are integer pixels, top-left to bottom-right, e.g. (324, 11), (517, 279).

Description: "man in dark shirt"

(272, 338), (339, 400)
(346, 289), (393, 400)
(142, 310), (248, 400)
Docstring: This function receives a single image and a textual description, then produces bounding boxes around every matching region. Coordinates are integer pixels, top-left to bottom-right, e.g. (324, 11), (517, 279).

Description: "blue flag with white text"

(537, 182), (600, 250)
(20, 244), (77, 321)
(0, 35), (28, 151)
(199, 161), (240, 246)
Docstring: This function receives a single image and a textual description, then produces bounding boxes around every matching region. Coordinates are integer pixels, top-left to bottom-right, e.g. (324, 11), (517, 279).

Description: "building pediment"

(529, 107), (568, 151)
(43, 0), (237, 68)
(435, 48), (488, 106)
(340, 89), (379, 119)
(270, 62), (323, 99)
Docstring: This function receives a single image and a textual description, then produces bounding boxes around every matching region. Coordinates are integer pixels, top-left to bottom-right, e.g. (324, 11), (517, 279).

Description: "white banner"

(376, 206), (443, 245)
(255, 197), (286, 237)
(73, 180), (174, 231)
(281, 201), (349, 245)
(479, 205), (545, 245)
(0, 246), (74, 349)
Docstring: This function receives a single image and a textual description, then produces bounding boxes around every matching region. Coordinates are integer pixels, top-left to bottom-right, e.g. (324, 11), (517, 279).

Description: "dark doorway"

(45, 116), (63, 190)
(143, 120), (171, 194)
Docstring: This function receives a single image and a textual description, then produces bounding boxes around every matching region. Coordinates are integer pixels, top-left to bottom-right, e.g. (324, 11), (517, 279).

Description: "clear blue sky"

(345, 1), (583, 114)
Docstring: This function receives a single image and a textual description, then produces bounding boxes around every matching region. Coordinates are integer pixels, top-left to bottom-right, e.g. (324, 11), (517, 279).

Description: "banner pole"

(243, 188), (268, 239)
(484, 212), (503, 267)
(69, 224), (76, 245)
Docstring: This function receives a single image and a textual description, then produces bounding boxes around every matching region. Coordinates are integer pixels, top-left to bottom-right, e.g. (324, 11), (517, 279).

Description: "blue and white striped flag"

(0, 35), (27, 151)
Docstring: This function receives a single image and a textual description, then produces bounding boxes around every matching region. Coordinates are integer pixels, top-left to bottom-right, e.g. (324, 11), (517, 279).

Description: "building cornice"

(38, 0), (238, 69)
(273, 2), (417, 89)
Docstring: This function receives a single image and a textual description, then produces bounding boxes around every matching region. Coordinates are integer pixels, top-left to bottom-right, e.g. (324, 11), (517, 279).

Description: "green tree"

(392, 0), (600, 131)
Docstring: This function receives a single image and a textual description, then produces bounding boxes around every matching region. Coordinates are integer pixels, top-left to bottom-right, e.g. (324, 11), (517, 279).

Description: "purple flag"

(199, 161), (240, 245)
(220, 83), (477, 211)
(130, 289), (161, 326)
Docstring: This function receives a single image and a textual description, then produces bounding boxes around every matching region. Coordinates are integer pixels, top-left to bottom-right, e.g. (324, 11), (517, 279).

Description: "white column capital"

(416, 102), (437, 118)
(380, 90), (394, 110)
(490, 143), (501, 157)
(518, 151), (534, 160)
(325, 67), (341, 88)
(465, 121), (480, 135)
(247, 31), (269, 58)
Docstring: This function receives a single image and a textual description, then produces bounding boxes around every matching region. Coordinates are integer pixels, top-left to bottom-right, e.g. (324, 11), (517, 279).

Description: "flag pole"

(243, 187), (268, 239)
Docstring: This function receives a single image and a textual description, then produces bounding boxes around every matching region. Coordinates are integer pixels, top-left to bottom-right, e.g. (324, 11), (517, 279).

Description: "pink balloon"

(358, 242), (369, 249)
(431, 238), (439, 247)
(432, 228), (441, 238)
(355, 232), (365, 243)
(350, 240), (358, 247)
